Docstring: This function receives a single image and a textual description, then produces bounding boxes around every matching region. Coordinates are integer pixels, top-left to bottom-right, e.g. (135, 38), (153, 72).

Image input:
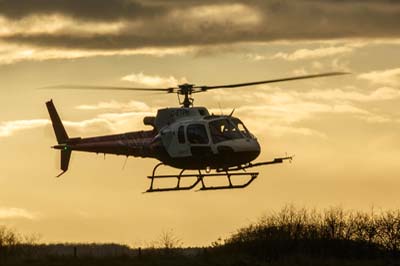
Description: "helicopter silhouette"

(46, 72), (348, 192)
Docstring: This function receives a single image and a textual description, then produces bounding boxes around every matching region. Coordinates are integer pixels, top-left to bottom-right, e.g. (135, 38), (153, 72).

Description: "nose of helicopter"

(241, 139), (261, 165)
(217, 138), (261, 166)
(247, 138), (261, 159)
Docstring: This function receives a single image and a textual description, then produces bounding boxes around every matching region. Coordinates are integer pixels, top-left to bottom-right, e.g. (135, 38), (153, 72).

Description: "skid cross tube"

(198, 172), (258, 191)
(146, 165), (204, 192)
(146, 174), (203, 192)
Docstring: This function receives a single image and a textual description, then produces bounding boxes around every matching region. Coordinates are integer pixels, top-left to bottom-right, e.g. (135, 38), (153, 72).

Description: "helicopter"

(46, 72), (348, 192)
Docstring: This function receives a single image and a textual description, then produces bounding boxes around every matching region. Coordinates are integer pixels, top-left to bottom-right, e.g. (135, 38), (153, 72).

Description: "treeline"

(0, 226), (201, 263)
(220, 205), (400, 260)
(0, 226), (136, 259)
(0, 225), (40, 260)
(1, 206), (400, 265)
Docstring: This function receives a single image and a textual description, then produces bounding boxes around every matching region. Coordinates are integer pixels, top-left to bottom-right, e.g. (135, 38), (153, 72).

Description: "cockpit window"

(209, 119), (243, 143)
(231, 118), (251, 138)
(187, 124), (209, 144)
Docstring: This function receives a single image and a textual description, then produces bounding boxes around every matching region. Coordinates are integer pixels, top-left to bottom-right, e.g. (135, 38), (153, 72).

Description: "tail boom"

(46, 99), (158, 177)
(57, 132), (156, 157)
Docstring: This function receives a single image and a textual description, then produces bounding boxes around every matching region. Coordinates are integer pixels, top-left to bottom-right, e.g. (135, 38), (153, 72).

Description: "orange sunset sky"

(0, 0), (400, 246)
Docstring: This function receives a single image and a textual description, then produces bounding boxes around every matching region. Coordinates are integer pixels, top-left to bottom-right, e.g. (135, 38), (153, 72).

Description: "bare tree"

(0, 225), (21, 260)
(376, 210), (400, 253)
(157, 229), (182, 251)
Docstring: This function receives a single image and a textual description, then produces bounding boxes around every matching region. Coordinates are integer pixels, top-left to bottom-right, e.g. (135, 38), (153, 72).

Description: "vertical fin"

(46, 100), (72, 177)
(46, 100), (69, 144)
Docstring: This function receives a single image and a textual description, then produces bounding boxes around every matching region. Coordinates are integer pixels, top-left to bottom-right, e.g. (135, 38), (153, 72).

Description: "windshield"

(231, 118), (252, 138)
(209, 119), (243, 143)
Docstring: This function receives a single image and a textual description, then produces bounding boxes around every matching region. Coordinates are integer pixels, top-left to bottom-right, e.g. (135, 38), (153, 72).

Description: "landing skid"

(146, 169), (258, 193)
(146, 156), (292, 193)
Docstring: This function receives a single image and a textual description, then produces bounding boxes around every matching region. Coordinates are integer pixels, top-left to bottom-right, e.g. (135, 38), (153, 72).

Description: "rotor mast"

(178, 83), (195, 108)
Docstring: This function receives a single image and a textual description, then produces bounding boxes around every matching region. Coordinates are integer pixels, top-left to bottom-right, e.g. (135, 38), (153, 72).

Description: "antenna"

(122, 156), (128, 170)
(218, 102), (223, 115)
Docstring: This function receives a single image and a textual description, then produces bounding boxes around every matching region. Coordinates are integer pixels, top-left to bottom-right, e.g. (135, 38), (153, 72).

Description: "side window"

(187, 124), (209, 144)
(178, 126), (185, 143)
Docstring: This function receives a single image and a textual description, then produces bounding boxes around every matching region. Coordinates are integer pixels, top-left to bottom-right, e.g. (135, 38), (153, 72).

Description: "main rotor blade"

(40, 85), (174, 92)
(196, 72), (350, 91)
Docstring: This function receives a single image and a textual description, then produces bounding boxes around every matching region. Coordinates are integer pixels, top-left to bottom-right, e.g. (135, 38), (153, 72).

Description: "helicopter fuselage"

(51, 106), (261, 171)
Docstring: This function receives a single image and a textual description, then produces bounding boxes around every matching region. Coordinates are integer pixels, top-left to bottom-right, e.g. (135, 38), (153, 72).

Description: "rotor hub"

(177, 84), (195, 108)
(178, 83), (194, 93)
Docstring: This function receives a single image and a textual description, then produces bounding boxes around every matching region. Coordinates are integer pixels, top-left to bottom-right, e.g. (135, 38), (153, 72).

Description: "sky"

(0, 0), (400, 247)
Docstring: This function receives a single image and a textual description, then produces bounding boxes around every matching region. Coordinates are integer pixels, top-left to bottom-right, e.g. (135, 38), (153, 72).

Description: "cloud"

(0, 15), (124, 37)
(0, 117), (119, 137)
(0, 117), (117, 138)
(245, 53), (267, 61)
(232, 86), (400, 105)
(0, 100), (157, 138)
(0, 41), (192, 65)
(291, 58), (351, 74)
(237, 100), (391, 137)
(0, 0), (164, 21)
(170, 3), (262, 30)
(121, 72), (188, 87)
(294, 87), (400, 102)
(63, 118), (115, 133)
(74, 100), (157, 132)
(0, 119), (49, 137)
(237, 101), (369, 123)
(271, 46), (354, 61)
(76, 100), (151, 111)
(0, 207), (37, 220)
(0, 0), (399, 52)
(358, 68), (400, 87)
(210, 85), (399, 137)
(62, 115), (144, 134)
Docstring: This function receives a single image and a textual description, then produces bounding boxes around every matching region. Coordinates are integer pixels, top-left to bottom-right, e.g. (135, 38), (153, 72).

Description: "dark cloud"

(1, 0), (399, 50)
(0, 0), (166, 21)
